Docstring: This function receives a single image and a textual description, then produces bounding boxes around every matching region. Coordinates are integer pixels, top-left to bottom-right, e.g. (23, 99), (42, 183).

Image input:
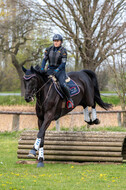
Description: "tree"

(96, 64), (111, 91)
(25, 0), (125, 71)
(0, 0), (51, 95)
(0, 63), (20, 92)
(107, 52), (126, 127)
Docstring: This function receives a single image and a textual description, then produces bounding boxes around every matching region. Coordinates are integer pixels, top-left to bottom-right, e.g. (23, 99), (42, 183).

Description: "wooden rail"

(0, 110), (126, 131)
(17, 130), (126, 163)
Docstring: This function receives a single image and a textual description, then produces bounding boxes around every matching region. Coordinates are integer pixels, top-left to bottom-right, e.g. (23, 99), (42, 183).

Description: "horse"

(22, 65), (112, 167)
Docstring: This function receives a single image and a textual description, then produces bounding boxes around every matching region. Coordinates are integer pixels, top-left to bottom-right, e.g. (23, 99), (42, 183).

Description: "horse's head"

(22, 66), (39, 102)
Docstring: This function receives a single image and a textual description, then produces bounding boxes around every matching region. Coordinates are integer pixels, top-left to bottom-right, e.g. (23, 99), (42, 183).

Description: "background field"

(0, 131), (126, 190)
(0, 94), (120, 106)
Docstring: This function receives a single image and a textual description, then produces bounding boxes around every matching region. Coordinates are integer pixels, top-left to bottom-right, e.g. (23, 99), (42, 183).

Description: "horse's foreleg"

(28, 119), (43, 158)
(37, 114), (52, 167)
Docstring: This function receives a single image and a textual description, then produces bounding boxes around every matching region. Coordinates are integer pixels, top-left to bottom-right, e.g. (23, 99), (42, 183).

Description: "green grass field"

(101, 95), (120, 106)
(0, 96), (34, 106)
(0, 94), (120, 106)
(0, 132), (126, 190)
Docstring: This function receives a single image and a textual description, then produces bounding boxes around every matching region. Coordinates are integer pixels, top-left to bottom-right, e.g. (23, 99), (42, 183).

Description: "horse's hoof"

(28, 149), (36, 158)
(37, 162), (44, 168)
(85, 119), (93, 125)
(92, 119), (100, 125)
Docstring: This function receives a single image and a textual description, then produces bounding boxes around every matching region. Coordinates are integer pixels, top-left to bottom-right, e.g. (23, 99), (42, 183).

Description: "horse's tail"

(83, 70), (112, 110)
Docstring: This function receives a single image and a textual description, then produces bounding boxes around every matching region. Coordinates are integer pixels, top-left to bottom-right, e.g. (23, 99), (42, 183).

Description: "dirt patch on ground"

(0, 105), (35, 112)
(0, 105), (122, 132)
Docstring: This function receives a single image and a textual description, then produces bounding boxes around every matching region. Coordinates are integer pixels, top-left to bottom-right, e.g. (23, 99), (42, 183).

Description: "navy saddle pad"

(67, 79), (80, 97)
(53, 77), (80, 98)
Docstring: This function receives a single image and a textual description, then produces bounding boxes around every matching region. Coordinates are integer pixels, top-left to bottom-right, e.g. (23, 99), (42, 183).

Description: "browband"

(23, 74), (36, 80)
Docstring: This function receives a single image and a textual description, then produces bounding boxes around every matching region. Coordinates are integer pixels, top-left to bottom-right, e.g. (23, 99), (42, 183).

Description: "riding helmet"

(53, 34), (63, 42)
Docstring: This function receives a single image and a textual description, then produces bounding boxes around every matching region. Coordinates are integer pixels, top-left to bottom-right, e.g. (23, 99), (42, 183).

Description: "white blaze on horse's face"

(24, 77), (37, 103)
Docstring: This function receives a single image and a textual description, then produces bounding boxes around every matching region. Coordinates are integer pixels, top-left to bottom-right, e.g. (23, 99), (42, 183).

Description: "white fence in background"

(0, 110), (126, 131)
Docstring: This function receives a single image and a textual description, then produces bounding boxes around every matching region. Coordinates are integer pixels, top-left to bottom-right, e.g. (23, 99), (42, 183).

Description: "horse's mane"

(34, 65), (49, 82)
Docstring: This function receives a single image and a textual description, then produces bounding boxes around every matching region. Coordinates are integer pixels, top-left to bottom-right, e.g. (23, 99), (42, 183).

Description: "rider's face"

(53, 40), (62, 47)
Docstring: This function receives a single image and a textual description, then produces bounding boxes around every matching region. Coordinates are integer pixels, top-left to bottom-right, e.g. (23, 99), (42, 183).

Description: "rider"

(41, 34), (74, 109)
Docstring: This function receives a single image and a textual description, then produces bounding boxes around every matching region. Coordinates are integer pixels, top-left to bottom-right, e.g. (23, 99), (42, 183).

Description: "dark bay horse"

(22, 66), (112, 167)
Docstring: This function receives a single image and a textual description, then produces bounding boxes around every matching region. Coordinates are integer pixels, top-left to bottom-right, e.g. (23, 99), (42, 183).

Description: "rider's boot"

(62, 83), (74, 109)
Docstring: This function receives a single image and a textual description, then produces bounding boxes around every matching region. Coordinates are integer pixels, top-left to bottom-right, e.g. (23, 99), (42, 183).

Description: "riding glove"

(53, 69), (59, 77)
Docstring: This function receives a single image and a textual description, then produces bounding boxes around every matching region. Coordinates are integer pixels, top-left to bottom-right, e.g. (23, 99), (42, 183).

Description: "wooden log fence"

(17, 130), (126, 163)
(0, 110), (126, 131)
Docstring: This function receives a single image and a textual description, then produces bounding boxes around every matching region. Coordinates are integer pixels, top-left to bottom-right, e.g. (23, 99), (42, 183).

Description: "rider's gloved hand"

(53, 69), (59, 77)
(40, 68), (45, 74)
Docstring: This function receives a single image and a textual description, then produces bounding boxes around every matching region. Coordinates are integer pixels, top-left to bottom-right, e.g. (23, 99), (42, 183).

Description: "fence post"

(117, 112), (121, 127)
(56, 119), (60, 131)
(12, 114), (20, 131)
(70, 114), (74, 131)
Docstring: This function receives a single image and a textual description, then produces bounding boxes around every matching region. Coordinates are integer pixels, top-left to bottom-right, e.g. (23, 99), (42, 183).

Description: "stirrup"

(67, 100), (74, 109)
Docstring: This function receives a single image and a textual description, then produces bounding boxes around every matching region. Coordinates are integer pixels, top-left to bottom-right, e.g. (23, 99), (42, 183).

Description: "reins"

(38, 82), (53, 108)
(34, 77), (54, 108)
(34, 78), (52, 95)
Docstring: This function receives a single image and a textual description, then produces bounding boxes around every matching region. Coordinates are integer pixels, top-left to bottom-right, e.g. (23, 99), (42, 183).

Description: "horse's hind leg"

(83, 104), (100, 125)
(91, 103), (100, 125)
(83, 106), (93, 125)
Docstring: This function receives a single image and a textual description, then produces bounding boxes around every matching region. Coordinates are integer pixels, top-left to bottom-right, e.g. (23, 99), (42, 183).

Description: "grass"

(0, 131), (126, 190)
(0, 90), (21, 93)
(0, 95), (120, 106)
(0, 96), (35, 106)
(51, 126), (126, 132)
(100, 91), (117, 94)
(101, 95), (120, 106)
(78, 126), (126, 132)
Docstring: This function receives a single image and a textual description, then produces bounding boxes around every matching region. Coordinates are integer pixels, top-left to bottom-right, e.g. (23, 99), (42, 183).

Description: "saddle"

(49, 75), (80, 98)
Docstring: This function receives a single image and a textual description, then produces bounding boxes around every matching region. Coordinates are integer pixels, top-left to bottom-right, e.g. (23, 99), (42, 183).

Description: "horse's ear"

(22, 66), (27, 73)
(30, 66), (35, 73)
(34, 65), (41, 74)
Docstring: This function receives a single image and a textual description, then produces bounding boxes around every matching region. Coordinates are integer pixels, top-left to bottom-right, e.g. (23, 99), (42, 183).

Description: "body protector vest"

(44, 46), (67, 68)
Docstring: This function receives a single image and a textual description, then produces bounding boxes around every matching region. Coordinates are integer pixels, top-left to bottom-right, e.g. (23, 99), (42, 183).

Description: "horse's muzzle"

(25, 95), (34, 102)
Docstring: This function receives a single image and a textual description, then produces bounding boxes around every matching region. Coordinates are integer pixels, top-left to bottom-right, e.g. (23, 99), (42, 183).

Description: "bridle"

(23, 74), (53, 107)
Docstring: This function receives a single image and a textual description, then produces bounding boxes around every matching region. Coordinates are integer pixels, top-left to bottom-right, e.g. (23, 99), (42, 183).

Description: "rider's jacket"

(41, 46), (67, 70)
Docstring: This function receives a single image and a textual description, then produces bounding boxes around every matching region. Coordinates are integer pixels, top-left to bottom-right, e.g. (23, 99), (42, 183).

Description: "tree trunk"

(16, 67), (25, 97)
(82, 59), (96, 71)
(11, 54), (25, 96)
(75, 50), (79, 71)
(20, 72), (25, 97)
